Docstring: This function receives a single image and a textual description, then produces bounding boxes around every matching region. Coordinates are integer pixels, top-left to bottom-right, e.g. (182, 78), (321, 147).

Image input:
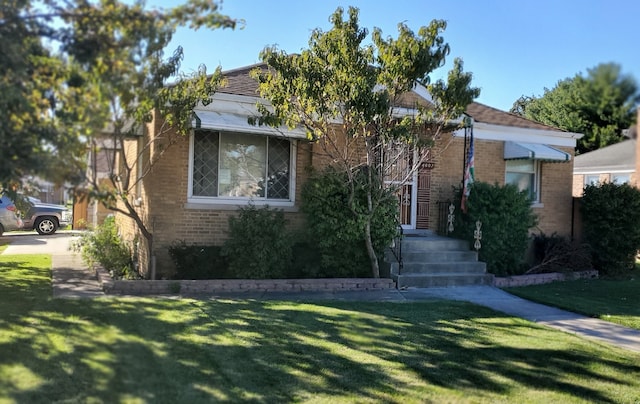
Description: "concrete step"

(400, 236), (470, 252)
(399, 250), (479, 263)
(400, 261), (487, 274)
(395, 273), (495, 288)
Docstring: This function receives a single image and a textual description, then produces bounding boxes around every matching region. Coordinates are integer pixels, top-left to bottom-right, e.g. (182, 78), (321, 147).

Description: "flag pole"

(461, 117), (475, 213)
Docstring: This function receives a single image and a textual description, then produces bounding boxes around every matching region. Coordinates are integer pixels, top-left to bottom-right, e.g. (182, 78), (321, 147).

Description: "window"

(585, 175), (600, 186)
(612, 173), (630, 184)
(191, 130), (294, 203)
(505, 160), (539, 202)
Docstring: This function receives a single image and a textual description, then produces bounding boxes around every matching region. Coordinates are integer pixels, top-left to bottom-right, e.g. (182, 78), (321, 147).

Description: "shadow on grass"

(1, 261), (640, 402)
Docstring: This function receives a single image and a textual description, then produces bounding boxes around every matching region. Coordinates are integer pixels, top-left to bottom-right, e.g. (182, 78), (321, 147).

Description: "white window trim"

(611, 173), (631, 184)
(505, 159), (542, 206)
(584, 174), (600, 186)
(187, 130), (297, 208)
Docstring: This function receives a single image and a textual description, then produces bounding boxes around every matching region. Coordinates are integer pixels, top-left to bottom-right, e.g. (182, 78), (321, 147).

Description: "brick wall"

(116, 110), (578, 277)
(573, 172), (638, 197)
(121, 122), (313, 278)
(430, 135), (576, 237)
(493, 270), (598, 287)
(535, 147), (575, 236)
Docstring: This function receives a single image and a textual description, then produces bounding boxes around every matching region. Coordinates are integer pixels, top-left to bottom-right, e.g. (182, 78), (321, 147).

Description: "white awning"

(192, 110), (308, 139)
(504, 141), (571, 162)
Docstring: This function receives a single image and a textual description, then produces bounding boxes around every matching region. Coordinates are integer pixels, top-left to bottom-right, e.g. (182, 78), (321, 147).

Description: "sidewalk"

(52, 254), (104, 298)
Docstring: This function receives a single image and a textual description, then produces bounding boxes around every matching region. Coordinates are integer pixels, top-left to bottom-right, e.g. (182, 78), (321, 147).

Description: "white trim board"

(454, 122), (582, 147)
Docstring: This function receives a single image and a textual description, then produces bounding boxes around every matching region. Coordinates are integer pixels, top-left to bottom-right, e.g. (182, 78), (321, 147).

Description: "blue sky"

(154, 0), (638, 111)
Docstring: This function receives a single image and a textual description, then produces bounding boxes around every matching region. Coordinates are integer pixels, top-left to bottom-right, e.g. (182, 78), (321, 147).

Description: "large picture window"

(505, 159), (539, 202)
(191, 130), (293, 202)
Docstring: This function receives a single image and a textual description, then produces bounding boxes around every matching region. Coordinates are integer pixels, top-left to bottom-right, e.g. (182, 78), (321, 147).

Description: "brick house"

(572, 108), (640, 197)
(572, 138), (636, 197)
(114, 64), (582, 278)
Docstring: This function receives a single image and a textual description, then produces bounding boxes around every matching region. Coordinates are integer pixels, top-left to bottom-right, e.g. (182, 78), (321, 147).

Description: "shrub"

(71, 216), (137, 279)
(167, 240), (325, 280)
(528, 232), (592, 274)
(581, 182), (640, 276)
(452, 182), (537, 276)
(300, 167), (399, 278)
(167, 242), (229, 279)
(286, 240), (324, 278)
(222, 204), (292, 279)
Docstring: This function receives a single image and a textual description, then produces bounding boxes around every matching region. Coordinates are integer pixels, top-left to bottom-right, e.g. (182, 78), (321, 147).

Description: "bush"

(71, 216), (137, 279)
(300, 167), (399, 278)
(166, 240), (328, 279)
(581, 182), (640, 276)
(287, 240), (324, 278)
(528, 232), (592, 274)
(452, 182), (537, 276)
(222, 204), (292, 279)
(168, 242), (229, 279)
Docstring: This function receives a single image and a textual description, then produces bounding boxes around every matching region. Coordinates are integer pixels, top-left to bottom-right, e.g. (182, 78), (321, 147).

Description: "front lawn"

(504, 272), (640, 331)
(1, 255), (640, 403)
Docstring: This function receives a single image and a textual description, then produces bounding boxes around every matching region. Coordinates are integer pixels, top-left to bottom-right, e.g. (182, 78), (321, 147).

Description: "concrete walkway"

(1, 231), (103, 298)
(2, 231), (640, 353)
(404, 286), (640, 353)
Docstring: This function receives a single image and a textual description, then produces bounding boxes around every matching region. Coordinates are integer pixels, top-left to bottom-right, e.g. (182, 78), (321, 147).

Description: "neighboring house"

(572, 139), (636, 197)
(572, 109), (639, 196)
(23, 176), (69, 205)
(114, 63), (582, 277)
(74, 123), (143, 229)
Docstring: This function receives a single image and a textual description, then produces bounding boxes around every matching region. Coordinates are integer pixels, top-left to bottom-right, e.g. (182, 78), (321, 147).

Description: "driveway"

(0, 230), (82, 256)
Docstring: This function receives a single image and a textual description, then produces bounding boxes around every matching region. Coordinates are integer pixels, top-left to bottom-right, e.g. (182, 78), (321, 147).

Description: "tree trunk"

(121, 198), (155, 280)
(364, 219), (380, 278)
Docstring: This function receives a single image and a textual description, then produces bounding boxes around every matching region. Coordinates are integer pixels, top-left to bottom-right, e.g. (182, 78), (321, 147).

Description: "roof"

(218, 63), (265, 97)
(573, 139), (636, 173)
(218, 64), (566, 133)
(465, 102), (564, 132)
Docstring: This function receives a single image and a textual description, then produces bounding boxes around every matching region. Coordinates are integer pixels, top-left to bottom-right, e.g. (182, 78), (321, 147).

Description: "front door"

(384, 147), (418, 230)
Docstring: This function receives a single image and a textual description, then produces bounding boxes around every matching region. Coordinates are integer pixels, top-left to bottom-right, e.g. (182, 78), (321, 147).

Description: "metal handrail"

(389, 223), (404, 273)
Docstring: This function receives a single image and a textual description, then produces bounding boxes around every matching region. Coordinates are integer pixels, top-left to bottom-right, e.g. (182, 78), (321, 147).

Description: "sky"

(151, 0), (638, 112)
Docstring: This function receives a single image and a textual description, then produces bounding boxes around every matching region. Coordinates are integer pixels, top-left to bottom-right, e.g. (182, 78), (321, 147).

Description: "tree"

(2, 0), (239, 278)
(0, 2), (76, 188)
(253, 6), (479, 277)
(511, 63), (639, 154)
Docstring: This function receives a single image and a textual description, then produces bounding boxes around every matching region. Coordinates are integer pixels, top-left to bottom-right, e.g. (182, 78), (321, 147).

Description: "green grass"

(1, 255), (640, 403)
(505, 271), (640, 331)
(0, 238), (9, 254)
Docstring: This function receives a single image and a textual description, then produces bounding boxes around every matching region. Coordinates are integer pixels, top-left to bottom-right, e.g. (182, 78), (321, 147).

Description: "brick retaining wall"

(96, 268), (395, 295)
(96, 267), (598, 295)
(493, 270), (598, 288)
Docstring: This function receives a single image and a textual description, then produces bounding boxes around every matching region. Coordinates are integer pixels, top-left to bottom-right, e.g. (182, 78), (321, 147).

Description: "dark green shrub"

(222, 205), (292, 279)
(581, 182), (640, 276)
(528, 232), (592, 274)
(71, 216), (137, 279)
(167, 242), (229, 279)
(287, 241), (324, 278)
(301, 167), (399, 278)
(452, 182), (537, 276)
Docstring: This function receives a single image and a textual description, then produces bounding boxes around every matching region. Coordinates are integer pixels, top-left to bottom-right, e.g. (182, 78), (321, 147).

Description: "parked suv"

(21, 196), (72, 235)
(0, 195), (24, 236)
(0, 193), (71, 235)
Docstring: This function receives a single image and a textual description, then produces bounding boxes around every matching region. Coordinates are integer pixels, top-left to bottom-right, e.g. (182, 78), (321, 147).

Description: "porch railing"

(389, 222), (403, 273)
(436, 200), (454, 235)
